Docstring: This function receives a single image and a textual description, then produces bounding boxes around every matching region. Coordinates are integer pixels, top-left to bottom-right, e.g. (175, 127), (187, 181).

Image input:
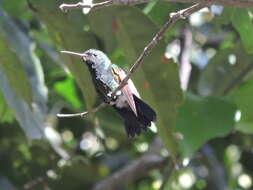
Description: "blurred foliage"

(1, 0), (253, 190)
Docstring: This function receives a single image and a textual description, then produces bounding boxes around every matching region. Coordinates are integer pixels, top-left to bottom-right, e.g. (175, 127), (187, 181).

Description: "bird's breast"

(91, 63), (119, 90)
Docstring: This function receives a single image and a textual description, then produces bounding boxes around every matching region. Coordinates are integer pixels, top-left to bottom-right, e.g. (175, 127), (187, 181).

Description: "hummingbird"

(61, 49), (156, 137)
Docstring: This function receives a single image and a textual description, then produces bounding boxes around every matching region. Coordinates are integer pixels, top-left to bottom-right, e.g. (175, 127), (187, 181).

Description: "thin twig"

(60, 0), (253, 12)
(57, 102), (108, 118)
(222, 63), (253, 95)
(60, 1), (113, 12)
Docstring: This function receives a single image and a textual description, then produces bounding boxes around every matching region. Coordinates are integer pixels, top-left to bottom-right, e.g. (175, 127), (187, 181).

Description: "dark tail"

(114, 95), (156, 137)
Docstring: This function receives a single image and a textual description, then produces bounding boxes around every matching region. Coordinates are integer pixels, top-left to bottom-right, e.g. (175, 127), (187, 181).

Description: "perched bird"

(61, 49), (156, 137)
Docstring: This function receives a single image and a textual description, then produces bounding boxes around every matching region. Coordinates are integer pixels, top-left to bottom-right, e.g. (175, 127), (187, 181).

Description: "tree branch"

(158, 161), (175, 190)
(60, 0), (253, 12)
(92, 137), (168, 190)
(23, 177), (46, 190)
(110, 3), (206, 97)
(57, 3), (206, 118)
(93, 155), (166, 190)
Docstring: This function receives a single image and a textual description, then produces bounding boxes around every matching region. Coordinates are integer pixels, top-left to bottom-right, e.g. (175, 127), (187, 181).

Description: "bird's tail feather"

(114, 95), (156, 137)
(133, 94), (156, 122)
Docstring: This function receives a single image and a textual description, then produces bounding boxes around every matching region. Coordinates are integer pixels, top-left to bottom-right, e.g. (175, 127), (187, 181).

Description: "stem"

(57, 103), (108, 118)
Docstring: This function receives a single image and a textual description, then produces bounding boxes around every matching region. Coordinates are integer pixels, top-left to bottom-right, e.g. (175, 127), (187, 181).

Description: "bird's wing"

(126, 77), (140, 98)
(111, 65), (138, 116)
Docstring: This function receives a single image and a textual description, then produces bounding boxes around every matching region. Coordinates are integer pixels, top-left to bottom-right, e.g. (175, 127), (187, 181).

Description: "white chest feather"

(116, 95), (128, 108)
(111, 93), (128, 108)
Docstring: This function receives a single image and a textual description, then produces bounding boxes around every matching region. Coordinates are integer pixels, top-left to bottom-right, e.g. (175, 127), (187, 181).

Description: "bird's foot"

(107, 92), (119, 101)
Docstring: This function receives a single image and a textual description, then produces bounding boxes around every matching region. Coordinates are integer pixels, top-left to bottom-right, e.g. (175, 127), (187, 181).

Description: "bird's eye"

(93, 54), (97, 57)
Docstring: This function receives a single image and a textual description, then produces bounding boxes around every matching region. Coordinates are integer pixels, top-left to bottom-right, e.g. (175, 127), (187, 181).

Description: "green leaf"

(0, 7), (47, 108)
(54, 76), (82, 109)
(176, 94), (237, 156)
(0, 92), (14, 123)
(230, 79), (253, 134)
(2, 0), (32, 20)
(214, 7), (235, 27)
(0, 8), (47, 139)
(30, 0), (98, 110)
(144, 2), (176, 26)
(0, 68), (45, 138)
(88, 7), (118, 53)
(232, 9), (253, 53)
(0, 35), (33, 105)
(52, 160), (100, 189)
(115, 7), (184, 153)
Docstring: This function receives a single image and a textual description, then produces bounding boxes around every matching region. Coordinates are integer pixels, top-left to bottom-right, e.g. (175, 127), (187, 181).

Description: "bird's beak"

(61, 50), (88, 60)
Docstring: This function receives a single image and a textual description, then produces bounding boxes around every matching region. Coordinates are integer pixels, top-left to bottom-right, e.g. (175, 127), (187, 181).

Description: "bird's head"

(61, 49), (111, 67)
